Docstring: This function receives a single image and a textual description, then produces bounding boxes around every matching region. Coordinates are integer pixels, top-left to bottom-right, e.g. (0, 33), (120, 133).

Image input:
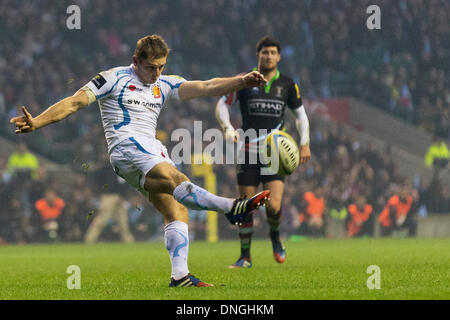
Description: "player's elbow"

(69, 91), (89, 113)
(67, 98), (83, 114)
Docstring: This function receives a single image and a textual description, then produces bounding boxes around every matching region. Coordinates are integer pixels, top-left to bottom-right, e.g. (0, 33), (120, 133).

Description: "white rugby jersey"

(83, 65), (185, 153)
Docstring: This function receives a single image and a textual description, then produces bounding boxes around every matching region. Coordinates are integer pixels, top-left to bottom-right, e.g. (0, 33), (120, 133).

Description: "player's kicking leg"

(145, 162), (270, 286)
(263, 180), (286, 264)
(146, 162), (270, 226)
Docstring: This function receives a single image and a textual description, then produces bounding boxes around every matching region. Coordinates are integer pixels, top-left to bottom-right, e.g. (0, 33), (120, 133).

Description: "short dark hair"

(134, 34), (170, 62)
(256, 36), (281, 53)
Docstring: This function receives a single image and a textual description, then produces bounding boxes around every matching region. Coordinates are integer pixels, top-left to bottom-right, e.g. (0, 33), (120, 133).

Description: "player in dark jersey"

(216, 36), (311, 268)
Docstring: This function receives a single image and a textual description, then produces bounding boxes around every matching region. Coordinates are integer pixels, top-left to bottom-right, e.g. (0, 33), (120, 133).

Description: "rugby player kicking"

(216, 36), (311, 268)
(10, 35), (270, 287)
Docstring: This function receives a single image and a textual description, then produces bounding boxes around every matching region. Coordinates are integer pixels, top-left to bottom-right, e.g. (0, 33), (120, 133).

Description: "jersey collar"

(129, 64), (156, 87)
(253, 68), (280, 94)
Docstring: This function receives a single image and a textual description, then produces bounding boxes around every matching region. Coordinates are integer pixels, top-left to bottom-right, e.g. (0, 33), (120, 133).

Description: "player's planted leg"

(145, 162), (269, 286)
(169, 273), (212, 287)
(264, 180), (286, 263)
(164, 221), (191, 280)
(166, 226), (213, 287)
(149, 189), (212, 287)
(229, 185), (258, 268)
(229, 212), (254, 269)
(267, 208), (286, 263)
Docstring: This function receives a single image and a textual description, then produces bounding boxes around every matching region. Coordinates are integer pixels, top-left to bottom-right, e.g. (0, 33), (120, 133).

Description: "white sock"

(164, 221), (190, 280)
(173, 181), (234, 213)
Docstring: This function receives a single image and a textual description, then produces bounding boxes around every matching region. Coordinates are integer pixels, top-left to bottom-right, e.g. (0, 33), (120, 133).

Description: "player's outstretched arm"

(10, 89), (90, 134)
(178, 71), (267, 101)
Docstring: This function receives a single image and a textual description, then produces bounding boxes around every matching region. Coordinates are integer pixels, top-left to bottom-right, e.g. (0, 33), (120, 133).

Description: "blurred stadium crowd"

(0, 0), (448, 243)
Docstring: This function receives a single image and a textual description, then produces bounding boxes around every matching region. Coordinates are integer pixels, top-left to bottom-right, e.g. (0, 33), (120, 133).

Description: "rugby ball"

(265, 130), (300, 176)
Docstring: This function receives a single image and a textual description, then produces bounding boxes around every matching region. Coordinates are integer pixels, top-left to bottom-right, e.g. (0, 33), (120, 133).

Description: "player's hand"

(224, 128), (239, 143)
(299, 144), (311, 164)
(242, 71), (267, 88)
(10, 107), (36, 134)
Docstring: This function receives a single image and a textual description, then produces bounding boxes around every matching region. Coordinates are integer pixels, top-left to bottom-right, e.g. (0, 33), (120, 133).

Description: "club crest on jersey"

(275, 86), (283, 98)
(153, 86), (161, 99)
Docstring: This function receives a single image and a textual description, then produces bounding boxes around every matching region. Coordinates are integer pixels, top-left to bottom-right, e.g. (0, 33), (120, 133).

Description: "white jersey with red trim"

(82, 64), (185, 153)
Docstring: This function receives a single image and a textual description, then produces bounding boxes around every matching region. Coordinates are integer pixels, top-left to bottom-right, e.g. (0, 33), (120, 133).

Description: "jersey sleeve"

(159, 75), (186, 102)
(220, 92), (238, 106)
(287, 80), (303, 110)
(82, 69), (118, 100)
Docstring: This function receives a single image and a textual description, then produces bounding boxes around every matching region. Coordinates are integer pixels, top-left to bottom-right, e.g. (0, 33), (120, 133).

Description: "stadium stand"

(0, 0), (448, 243)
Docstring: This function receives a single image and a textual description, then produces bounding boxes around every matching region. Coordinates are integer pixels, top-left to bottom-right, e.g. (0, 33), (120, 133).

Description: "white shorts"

(109, 136), (175, 196)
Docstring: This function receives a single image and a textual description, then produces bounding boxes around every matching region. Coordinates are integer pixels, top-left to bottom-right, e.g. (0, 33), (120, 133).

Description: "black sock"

(267, 209), (282, 242)
(239, 215), (253, 260)
(270, 229), (280, 243)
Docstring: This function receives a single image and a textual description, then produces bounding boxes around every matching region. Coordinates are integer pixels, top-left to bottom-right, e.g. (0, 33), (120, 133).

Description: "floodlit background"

(0, 0), (448, 245)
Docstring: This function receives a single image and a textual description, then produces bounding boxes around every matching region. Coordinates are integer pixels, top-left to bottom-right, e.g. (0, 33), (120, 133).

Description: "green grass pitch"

(0, 238), (449, 300)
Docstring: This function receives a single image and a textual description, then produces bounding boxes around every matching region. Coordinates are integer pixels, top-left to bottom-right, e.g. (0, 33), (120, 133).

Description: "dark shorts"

(237, 163), (285, 186)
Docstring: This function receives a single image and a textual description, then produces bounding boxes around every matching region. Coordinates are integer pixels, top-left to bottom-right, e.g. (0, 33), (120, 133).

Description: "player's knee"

(164, 203), (189, 224)
(172, 170), (189, 186)
(145, 166), (189, 194)
(165, 168), (190, 192)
